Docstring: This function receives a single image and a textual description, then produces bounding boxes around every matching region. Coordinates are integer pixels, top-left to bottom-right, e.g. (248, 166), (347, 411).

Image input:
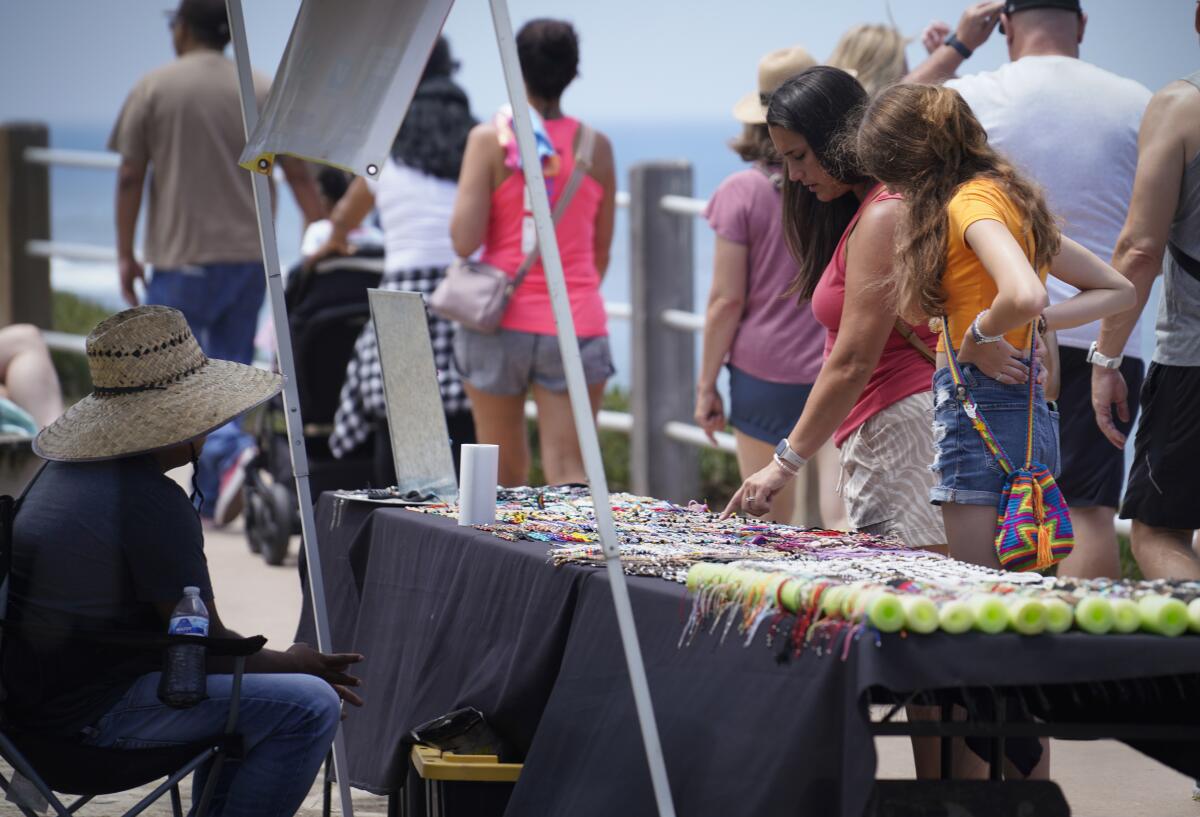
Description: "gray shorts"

(452, 327), (615, 395)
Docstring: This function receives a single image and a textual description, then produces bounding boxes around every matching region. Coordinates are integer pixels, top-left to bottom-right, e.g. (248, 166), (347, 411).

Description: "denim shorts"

(453, 327), (615, 395)
(727, 365), (813, 443)
(930, 364), (1061, 507)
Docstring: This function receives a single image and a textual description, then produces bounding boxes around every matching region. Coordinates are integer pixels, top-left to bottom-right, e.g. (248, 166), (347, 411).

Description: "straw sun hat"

(34, 306), (282, 462)
(732, 46), (819, 125)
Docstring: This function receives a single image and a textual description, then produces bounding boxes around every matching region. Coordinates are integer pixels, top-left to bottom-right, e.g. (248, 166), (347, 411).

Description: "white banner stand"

(225, 1), (676, 814)
(224, 2), (356, 814)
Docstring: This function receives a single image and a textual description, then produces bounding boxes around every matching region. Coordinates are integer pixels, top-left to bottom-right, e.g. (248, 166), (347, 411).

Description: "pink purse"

(430, 124), (596, 334)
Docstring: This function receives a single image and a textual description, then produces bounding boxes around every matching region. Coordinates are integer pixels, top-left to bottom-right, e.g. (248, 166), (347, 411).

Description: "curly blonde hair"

(855, 84), (1061, 322)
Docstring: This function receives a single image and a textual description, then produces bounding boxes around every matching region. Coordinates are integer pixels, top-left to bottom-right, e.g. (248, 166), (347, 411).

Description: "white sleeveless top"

(364, 158), (458, 272)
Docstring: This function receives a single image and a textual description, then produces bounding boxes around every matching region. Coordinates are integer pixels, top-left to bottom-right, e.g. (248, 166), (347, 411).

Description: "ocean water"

(44, 119), (746, 389)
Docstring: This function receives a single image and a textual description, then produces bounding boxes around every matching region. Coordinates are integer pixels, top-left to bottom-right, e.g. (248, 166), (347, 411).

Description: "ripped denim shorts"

(930, 363), (1061, 507)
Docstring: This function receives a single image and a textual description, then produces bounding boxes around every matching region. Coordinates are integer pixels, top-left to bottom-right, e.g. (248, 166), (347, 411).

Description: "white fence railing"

(12, 136), (727, 500)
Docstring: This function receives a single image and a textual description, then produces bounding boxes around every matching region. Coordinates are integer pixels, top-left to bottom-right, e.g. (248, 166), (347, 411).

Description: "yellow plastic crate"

(411, 746), (522, 783)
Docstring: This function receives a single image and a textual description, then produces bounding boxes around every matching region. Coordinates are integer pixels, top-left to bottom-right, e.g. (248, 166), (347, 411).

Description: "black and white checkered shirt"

(329, 266), (468, 459)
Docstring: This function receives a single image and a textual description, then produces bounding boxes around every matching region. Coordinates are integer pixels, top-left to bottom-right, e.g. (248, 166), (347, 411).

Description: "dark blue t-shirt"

(3, 456), (213, 735)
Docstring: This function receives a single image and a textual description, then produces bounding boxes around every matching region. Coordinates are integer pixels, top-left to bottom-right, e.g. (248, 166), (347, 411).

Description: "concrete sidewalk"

(5, 521), (1198, 815)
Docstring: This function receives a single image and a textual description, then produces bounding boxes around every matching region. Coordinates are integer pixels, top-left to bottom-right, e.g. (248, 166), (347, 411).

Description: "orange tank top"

(939, 177), (1048, 352)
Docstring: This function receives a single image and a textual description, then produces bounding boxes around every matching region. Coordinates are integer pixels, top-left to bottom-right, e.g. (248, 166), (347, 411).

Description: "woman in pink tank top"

(450, 19), (616, 487)
(721, 67), (946, 554)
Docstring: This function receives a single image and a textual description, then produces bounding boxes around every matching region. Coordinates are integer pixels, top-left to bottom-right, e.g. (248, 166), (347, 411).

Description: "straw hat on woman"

(35, 305), (281, 462)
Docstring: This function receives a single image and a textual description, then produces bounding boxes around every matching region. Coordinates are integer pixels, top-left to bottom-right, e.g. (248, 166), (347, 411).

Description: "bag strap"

(1168, 239), (1200, 284)
(509, 123), (597, 294)
(894, 319), (936, 364)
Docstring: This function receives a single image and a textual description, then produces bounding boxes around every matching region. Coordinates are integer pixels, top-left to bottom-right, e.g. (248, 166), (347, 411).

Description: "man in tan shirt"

(109, 0), (321, 524)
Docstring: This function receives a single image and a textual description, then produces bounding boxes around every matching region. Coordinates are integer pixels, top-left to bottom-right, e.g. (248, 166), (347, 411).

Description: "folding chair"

(0, 486), (267, 816)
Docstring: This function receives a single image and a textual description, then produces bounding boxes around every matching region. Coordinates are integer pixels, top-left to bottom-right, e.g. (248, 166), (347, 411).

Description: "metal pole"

(224, 2), (355, 815)
(487, 2), (676, 815)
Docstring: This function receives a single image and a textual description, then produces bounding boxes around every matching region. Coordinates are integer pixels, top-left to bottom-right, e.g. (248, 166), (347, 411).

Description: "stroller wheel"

(262, 482), (294, 566)
(243, 486), (264, 554)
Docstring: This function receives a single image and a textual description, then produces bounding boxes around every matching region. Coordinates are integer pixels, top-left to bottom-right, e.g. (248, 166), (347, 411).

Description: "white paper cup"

(458, 444), (499, 525)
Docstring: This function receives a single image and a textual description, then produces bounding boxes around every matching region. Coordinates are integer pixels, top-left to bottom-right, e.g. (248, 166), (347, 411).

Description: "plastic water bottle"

(157, 586), (209, 708)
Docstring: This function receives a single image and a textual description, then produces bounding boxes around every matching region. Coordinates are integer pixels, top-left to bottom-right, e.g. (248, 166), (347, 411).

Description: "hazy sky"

(1, 0), (1196, 130)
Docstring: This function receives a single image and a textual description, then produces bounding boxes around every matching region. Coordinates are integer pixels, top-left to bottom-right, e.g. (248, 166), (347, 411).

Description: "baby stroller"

(242, 248), (384, 565)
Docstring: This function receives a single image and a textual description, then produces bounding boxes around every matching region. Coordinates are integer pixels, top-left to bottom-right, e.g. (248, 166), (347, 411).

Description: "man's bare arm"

(904, 1), (1003, 84)
(279, 157), (324, 227)
(115, 158), (148, 306)
(1097, 82), (1198, 358)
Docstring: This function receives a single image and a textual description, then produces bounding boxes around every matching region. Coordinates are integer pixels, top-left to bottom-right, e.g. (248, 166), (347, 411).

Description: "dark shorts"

(727, 365), (813, 444)
(453, 327), (614, 396)
(1056, 345), (1144, 508)
(931, 363), (1060, 507)
(1120, 362), (1200, 530)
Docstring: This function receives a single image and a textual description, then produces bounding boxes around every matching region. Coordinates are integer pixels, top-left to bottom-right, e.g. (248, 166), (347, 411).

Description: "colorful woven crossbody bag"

(942, 318), (1074, 571)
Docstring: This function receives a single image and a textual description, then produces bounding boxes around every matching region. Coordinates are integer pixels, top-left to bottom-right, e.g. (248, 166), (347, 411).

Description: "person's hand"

(303, 235), (351, 271)
(922, 20), (953, 54)
(118, 256), (145, 307)
(694, 387), (726, 445)
(721, 458), (796, 520)
(287, 642), (365, 707)
(957, 328), (1045, 385)
(1091, 366), (1130, 449)
(955, 0), (1004, 52)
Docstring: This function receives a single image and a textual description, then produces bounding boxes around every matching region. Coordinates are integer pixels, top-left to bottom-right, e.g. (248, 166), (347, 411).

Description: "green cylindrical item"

(938, 599), (974, 634)
(1073, 595), (1114, 634)
(970, 595), (1008, 634)
(866, 592), (905, 633)
(900, 595), (939, 634)
(821, 586), (848, 618)
(1007, 597), (1046, 635)
(1188, 598), (1200, 633)
(1043, 598), (1073, 633)
(1138, 595), (1188, 637)
(1111, 597), (1141, 634)
(779, 580), (804, 613)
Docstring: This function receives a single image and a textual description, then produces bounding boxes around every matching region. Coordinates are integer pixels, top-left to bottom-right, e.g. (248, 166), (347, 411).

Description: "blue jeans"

(82, 672), (340, 817)
(148, 263), (266, 516)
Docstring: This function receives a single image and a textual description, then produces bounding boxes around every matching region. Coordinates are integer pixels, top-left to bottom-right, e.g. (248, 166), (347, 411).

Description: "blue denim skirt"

(930, 364), (1061, 507)
(728, 364), (814, 443)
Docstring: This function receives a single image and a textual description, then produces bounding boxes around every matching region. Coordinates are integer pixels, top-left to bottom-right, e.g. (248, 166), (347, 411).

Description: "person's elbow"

(1112, 275), (1137, 311)
(1008, 287), (1050, 320)
(450, 227), (480, 259)
(116, 160), (145, 191)
(1114, 234), (1165, 280)
(707, 293), (746, 322)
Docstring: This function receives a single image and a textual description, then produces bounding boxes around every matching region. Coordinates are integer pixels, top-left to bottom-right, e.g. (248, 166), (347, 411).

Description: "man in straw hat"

(3, 306), (362, 813)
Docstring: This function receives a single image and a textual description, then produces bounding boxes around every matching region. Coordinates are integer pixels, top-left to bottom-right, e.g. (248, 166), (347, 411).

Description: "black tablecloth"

(298, 496), (1200, 816)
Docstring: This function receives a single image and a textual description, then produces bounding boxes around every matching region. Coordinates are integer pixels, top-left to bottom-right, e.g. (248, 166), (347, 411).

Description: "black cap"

(1003, 0), (1082, 14)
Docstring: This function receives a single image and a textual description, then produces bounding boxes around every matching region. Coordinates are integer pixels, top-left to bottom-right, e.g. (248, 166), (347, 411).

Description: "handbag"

(429, 124), (597, 334)
(943, 317), (1074, 572)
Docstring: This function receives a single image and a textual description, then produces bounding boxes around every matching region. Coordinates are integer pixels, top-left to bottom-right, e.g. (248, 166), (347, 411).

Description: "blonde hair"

(856, 84), (1061, 322)
(827, 24), (908, 96)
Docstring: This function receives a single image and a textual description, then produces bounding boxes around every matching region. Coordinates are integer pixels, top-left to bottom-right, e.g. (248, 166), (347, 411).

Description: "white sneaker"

(214, 446), (256, 527)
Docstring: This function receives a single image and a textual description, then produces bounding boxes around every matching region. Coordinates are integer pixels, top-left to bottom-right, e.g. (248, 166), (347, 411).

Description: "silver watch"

(1087, 341), (1123, 370)
(774, 439), (807, 472)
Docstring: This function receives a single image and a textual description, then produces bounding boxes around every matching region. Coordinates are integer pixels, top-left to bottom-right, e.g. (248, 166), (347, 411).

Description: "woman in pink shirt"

(450, 19), (617, 486)
(722, 67), (945, 553)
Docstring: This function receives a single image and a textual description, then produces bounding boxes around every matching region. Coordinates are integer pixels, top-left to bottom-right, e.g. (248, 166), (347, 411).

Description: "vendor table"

(297, 495), (1200, 817)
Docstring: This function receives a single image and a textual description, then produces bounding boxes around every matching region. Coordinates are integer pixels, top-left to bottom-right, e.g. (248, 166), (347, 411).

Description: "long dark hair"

(765, 66), (871, 301)
(856, 84), (1060, 321)
(390, 38), (476, 181)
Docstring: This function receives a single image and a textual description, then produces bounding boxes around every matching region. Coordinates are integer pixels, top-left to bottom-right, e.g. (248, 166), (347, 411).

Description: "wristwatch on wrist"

(1087, 341), (1123, 370)
(969, 310), (1004, 345)
(944, 32), (974, 59)
(774, 439), (807, 473)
